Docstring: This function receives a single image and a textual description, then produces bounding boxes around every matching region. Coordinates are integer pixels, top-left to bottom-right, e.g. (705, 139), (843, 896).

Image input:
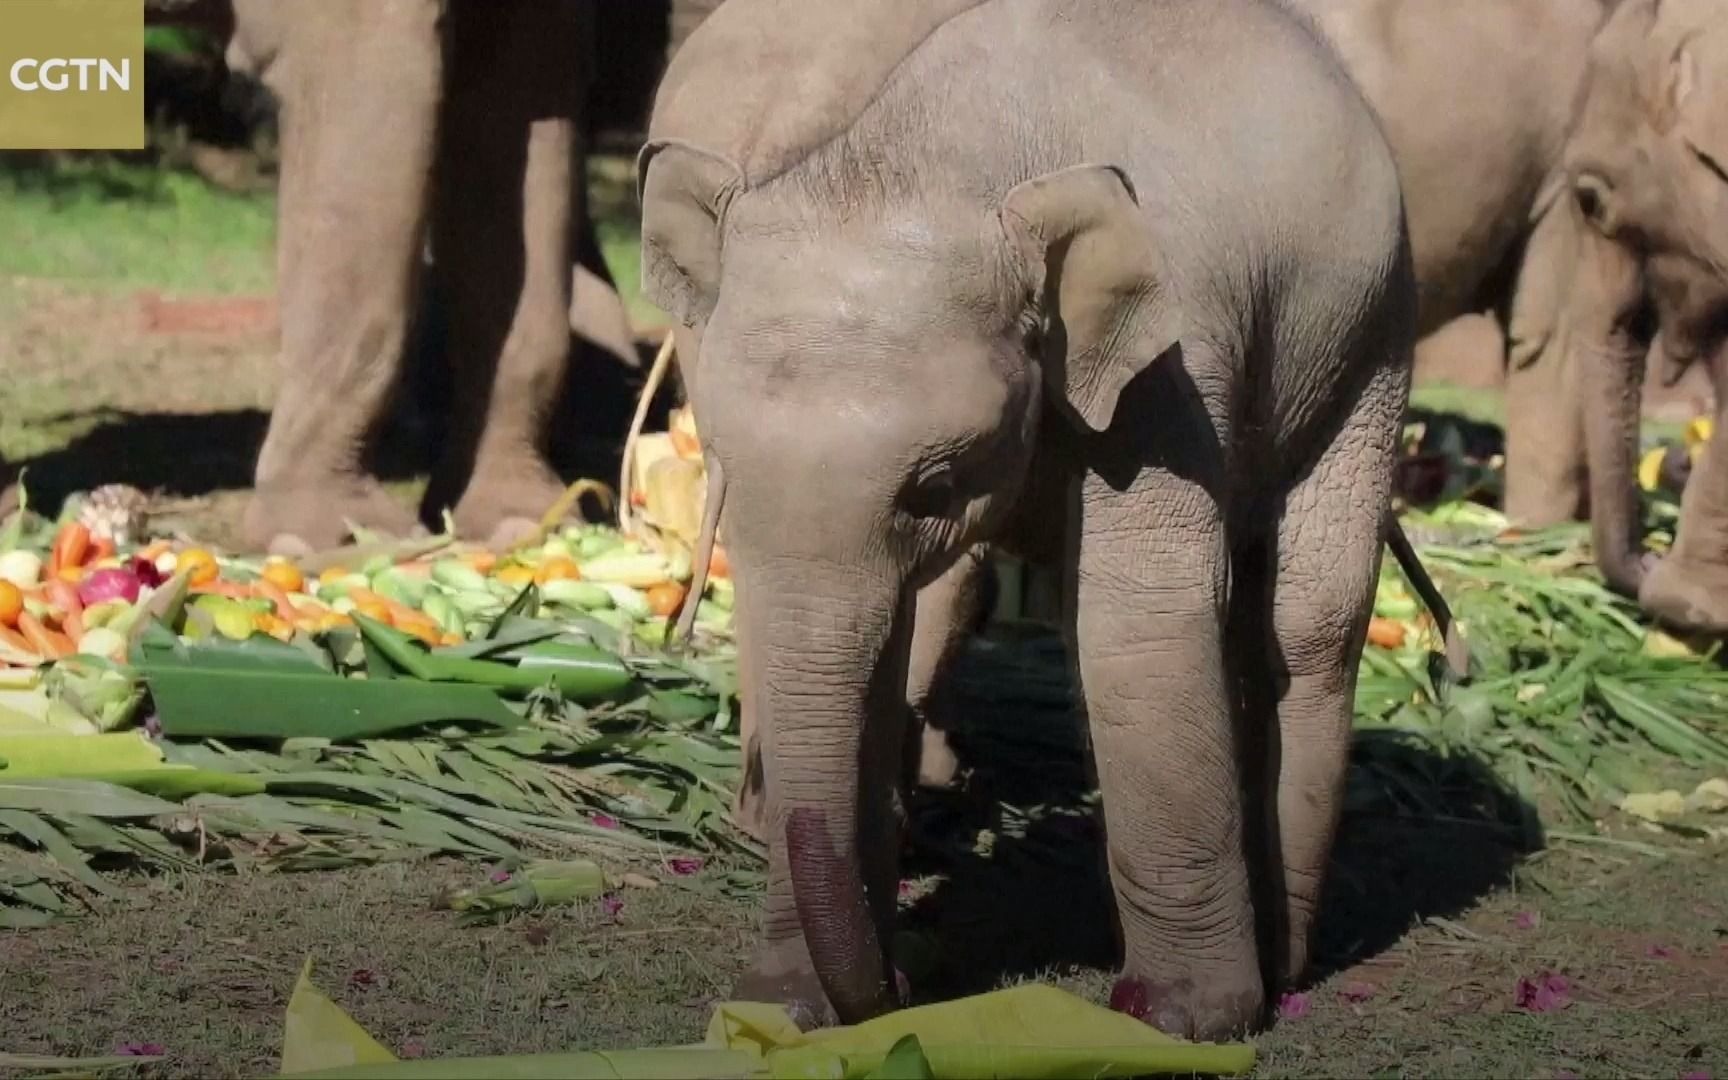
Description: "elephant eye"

(901, 464), (961, 521)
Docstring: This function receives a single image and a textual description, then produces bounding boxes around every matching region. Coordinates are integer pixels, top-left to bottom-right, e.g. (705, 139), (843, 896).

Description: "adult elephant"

(1557, 0), (1728, 631)
(222, 0), (638, 552)
(1301, 0), (1616, 526)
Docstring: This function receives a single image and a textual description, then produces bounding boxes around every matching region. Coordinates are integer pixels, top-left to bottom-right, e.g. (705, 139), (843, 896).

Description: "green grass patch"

(0, 158), (276, 294)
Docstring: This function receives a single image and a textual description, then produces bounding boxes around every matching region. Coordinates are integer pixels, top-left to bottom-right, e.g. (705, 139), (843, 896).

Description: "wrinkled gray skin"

(223, 0), (637, 553)
(1559, 0), (1728, 630)
(864, 0), (1615, 796)
(643, 0), (1415, 1039)
(1307, 0), (1613, 528)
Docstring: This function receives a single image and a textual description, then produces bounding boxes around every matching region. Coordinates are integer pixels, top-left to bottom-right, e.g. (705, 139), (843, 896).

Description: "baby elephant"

(643, 0), (1415, 1040)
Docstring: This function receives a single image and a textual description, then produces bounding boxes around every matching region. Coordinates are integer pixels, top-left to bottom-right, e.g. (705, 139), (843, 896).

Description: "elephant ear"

(1664, 27), (1728, 193)
(1001, 164), (1181, 433)
(637, 139), (744, 329)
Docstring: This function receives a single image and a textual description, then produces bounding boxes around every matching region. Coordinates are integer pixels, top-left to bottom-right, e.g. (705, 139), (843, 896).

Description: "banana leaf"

(132, 624), (523, 740)
(0, 732), (268, 797)
(280, 967), (1253, 1079)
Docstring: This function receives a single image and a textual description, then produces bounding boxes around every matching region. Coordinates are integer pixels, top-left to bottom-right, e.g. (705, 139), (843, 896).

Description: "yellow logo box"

(0, 0), (143, 150)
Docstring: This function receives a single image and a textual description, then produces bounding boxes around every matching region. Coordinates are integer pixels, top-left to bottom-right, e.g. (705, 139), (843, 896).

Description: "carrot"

(345, 587), (425, 630)
(17, 611), (68, 659)
(137, 540), (171, 563)
(45, 580), (83, 618)
(0, 625), (38, 658)
(190, 580), (255, 600)
(58, 607), (85, 647)
(91, 536), (117, 562)
(49, 522), (91, 576)
(254, 577), (302, 620)
(1366, 617), (1407, 650)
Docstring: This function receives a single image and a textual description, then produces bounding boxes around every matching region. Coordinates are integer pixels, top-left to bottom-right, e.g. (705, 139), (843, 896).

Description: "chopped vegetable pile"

(3, 407), (1728, 927)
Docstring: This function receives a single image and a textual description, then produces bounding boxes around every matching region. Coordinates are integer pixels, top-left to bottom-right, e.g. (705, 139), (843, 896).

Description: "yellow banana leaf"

(712, 984), (1256, 1079)
(282, 959), (399, 1076)
(1639, 447), (1668, 493)
(280, 964), (1253, 1079)
(1684, 416), (1714, 448)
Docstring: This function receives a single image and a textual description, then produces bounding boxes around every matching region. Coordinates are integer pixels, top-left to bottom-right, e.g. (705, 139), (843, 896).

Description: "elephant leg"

(242, 0), (441, 553)
(1264, 363), (1406, 986)
(426, 0), (589, 548)
(1074, 458), (1262, 1041)
(903, 545), (990, 790)
(1504, 187), (1589, 526)
(1640, 364), (1728, 630)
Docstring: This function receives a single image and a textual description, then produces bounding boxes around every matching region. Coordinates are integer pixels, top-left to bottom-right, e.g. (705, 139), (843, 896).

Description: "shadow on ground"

(1, 335), (671, 527)
(905, 631), (1531, 999)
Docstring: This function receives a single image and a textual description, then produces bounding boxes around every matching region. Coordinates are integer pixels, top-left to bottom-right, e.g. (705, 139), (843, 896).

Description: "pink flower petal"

(488, 867), (512, 884)
(898, 880), (914, 900)
(1515, 972), (1571, 1013)
(667, 856), (704, 876)
(1277, 991), (1312, 1020)
(1514, 911), (1540, 930)
(590, 813), (619, 830)
(600, 894), (624, 918)
(1337, 981), (1375, 1004)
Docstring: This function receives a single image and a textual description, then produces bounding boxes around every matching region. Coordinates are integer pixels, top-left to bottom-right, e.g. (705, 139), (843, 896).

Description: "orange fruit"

(497, 564), (535, 588)
(317, 612), (354, 633)
(354, 599), (394, 625)
(318, 565), (351, 587)
(0, 581), (22, 628)
(708, 545), (731, 580)
(646, 582), (689, 619)
(253, 612), (295, 642)
(55, 565), (84, 584)
(534, 556), (581, 585)
(1365, 617), (1407, 650)
(178, 548), (220, 587)
(261, 559), (305, 594)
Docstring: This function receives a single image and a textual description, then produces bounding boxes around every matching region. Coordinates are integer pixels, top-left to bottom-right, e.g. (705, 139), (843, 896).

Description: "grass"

(0, 158), (277, 295)
(4, 152), (1728, 1078)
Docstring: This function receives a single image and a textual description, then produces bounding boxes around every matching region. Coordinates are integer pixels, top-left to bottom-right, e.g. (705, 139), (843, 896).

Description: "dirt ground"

(3, 159), (1727, 1078)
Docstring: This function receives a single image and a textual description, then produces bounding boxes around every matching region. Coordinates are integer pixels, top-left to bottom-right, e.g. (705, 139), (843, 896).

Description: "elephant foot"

(243, 479), (421, 554)
(1109, 972), (1266, 1042)
(732, 944), (839, 1031)
(448, 464), (570, 550)
(1638, 555), (1728, 634)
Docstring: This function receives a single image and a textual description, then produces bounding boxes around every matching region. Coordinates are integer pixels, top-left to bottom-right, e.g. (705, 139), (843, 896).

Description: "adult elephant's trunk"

(740, 557), (907, 1024)
(1582, 330), (1653, 597)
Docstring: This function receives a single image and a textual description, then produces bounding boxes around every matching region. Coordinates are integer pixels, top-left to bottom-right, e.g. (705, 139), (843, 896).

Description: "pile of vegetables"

(5, 396), (1728, 926)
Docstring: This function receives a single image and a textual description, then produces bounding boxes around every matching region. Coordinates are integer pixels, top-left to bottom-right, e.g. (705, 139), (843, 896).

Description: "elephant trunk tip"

(786, 806), (897, 1025)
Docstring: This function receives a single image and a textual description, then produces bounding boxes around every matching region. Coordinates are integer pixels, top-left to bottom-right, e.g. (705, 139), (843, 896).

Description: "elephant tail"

(1383, 511), (1471, 680)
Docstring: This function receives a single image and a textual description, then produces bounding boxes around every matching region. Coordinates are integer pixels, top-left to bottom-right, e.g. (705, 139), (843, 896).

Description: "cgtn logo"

(9, 57), (130, 93)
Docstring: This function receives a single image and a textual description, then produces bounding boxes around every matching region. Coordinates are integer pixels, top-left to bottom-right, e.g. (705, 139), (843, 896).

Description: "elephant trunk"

(1582, 333), (1654, 597)
(742, 558), (906, 1024)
